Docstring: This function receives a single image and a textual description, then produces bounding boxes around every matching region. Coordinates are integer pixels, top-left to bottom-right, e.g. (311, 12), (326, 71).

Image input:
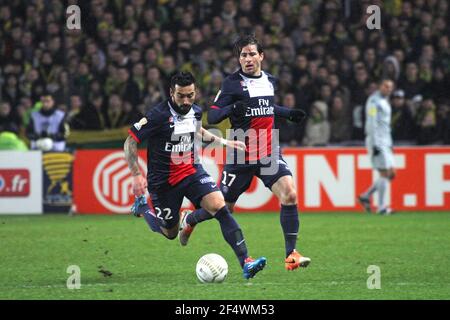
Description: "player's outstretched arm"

(199, 127), (246, 151)
(274, 105), (307, 123)
(124, 135), (147, 196)
(208, 100), (252, 123)
(207, 104), (234, 124)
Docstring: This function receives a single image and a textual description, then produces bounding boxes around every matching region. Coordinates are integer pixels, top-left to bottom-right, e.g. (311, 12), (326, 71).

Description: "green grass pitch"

(0, 212), (449, 300)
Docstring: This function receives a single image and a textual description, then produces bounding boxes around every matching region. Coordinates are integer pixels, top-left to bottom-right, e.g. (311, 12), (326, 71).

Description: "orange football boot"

(285, 249), (311, 270)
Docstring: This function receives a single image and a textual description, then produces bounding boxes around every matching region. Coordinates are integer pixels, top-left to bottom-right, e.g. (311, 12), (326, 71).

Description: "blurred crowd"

(0, 0), (449, 148)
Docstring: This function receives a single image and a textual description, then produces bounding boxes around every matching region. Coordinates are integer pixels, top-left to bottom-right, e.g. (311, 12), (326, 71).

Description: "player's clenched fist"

(288, 109), (307, 123)
(132, 174), (147, 196)
(373, 146), (381, 156)
(232, 100), (250, 117)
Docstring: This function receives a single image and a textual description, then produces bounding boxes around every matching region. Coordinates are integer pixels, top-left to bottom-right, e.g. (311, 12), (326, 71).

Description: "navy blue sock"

(143, 209), (163, 234)
(186, 208), (213, 227)
(214, 206), (248, 268)
(280, 204), (299, 257)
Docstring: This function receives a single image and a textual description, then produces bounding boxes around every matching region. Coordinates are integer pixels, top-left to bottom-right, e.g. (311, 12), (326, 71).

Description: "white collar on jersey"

(238, 71), (274, 98)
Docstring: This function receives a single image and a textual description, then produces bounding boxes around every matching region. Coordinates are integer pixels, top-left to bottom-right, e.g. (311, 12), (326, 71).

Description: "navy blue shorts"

(220, 154), (292, 203)
(148, 166), (219, 229)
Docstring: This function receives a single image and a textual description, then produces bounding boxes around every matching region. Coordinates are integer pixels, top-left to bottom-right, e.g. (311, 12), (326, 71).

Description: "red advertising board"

(73, 147), (450, 214)
(0, 169), (30, 197)
(283, 146), (450, 212)
(73, 150), (147, 214)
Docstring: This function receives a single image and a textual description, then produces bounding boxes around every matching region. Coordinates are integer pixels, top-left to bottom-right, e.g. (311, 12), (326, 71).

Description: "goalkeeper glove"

(373, 146), (381, 156)
(232, 100), (250, 117)
(288, 109), (307, 123)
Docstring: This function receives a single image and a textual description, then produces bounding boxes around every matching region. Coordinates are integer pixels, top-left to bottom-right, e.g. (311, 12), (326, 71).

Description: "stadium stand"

(0, 0), (449, 147)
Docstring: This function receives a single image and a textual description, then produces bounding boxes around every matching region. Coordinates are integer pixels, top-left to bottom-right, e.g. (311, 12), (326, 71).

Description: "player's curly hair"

(170, 71), (196, 89)
(233, 34), (264, 58)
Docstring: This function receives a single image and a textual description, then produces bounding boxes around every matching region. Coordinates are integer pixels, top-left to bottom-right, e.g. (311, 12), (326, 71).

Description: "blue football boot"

(130, 195), (148, 217)
(243, 256), (267, 279)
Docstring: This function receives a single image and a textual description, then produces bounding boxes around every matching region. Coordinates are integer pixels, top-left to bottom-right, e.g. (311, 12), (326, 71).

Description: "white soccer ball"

(36, 137), (54, 151)
(196, 253), (228, 283)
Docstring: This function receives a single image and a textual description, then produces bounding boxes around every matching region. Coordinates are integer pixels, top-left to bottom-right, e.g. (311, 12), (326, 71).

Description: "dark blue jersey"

(210, 69), (277, 161)
(128, 100), (202, 191)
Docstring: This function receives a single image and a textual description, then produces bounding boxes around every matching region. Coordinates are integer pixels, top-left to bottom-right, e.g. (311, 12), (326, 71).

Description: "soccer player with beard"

(124, 71), (266, 279)
(178, 35), (311, 271)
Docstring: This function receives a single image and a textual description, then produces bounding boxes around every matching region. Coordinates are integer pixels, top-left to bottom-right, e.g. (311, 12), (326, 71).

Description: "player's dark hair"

(170, 71), (196, 90)
(233, 34), (264, 57)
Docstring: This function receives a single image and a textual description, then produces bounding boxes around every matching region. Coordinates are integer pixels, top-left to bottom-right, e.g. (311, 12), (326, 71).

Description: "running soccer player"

(358, 79), (396, 215)
(124, 71), (266, 279)
(178, 35), (311, 271)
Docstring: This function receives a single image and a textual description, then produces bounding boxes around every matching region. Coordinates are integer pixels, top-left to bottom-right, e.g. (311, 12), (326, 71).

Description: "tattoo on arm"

(124, 136), (141, 176)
